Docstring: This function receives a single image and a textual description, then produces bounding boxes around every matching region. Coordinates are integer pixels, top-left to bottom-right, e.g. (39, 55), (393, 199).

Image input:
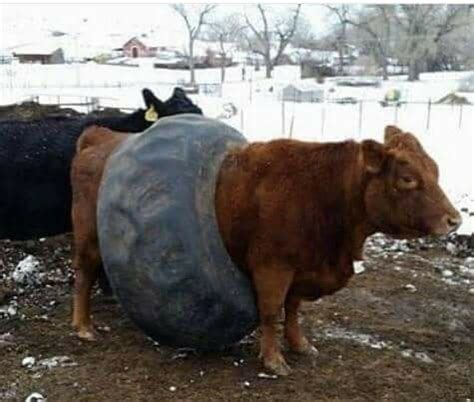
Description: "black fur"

(0, 88), (202, 240)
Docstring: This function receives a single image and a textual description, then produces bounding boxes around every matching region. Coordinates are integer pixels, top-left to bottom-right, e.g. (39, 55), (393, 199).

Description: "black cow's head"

(142, 87), (202, 123)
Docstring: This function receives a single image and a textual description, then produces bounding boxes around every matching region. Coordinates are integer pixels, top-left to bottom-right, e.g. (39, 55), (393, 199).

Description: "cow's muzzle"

(432, 211), (462, 235)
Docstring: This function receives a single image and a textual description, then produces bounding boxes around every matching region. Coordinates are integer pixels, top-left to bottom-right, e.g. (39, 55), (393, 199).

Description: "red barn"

(122, 37), (157, 58)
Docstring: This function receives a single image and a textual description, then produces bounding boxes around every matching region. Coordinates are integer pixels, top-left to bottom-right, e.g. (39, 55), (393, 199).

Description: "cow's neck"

(306, 141), (375, 263)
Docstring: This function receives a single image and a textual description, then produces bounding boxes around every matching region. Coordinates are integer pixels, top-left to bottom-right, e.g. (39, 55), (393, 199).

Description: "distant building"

(122, 36), (157, 58)
(280, 82), (325, 103)
(0, 49), (13, 64)
(290, 45), (359, 74)
(12, 45), (64, 64)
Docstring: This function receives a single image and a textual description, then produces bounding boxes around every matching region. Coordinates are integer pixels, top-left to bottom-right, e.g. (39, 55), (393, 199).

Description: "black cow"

(0, 87), (202, 240)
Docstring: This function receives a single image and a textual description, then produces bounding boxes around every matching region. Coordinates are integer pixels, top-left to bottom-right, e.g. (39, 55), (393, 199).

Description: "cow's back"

(216, 139), (361, 271)
(0, 118), (82, 239)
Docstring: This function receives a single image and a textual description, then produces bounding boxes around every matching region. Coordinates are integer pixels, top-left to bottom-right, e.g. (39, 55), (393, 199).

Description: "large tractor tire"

(97, 114), (258, 350)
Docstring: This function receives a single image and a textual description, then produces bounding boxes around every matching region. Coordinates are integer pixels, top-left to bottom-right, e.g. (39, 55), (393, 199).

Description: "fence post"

(321, 102), (326, 139)
(281, 100), (285, 137)
(459, 104), (463, 129)
(248, 80), (252, 103)
(289, 112), (295, 139)
(358, 100), (363, 138)
(426, 98), (431, 130)
(240, 109), (244, 132)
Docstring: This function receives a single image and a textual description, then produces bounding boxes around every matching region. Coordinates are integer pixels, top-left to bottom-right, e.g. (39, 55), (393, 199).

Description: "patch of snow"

(0, 300), (19, 318)
(7, 304), (17, 316)
(315, 326), (436, 365)
(404, 284), (417, 293)
(12, 256), (42, 286)
(21, 356), (36, 368)
(25, 392), (46, 402)
(37, 355), (77, 369)
(315, 327), (393, 350)
(446, 242), (457, 255)
(400, 349), (434, 364)
(465, 257), (474, 269)
(353, 261), (365, 274)
(257, 372), (278, 379)
(442, 269), (454, 277)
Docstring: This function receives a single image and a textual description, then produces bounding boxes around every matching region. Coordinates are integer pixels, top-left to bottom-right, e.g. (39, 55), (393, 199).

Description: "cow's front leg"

(252, 264), (294, 376)
(284, 294), (319, 358)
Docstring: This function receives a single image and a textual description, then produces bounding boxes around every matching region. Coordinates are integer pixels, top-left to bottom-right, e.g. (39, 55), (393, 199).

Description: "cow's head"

(142, 87), (202, 122)
(362, 125), (461, 237)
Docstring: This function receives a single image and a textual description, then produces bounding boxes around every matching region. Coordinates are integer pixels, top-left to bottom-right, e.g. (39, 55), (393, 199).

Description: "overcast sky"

(1, 3), (330, 49)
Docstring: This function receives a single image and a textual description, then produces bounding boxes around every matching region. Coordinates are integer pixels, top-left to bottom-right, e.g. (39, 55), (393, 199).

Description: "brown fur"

(70, 124), (461, 372)
(71, 126), (130, 340)
(215, 125), (461, 375)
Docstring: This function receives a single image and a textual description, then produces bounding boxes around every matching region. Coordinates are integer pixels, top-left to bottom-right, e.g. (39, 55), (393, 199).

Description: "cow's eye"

(397, 175), (417, 189)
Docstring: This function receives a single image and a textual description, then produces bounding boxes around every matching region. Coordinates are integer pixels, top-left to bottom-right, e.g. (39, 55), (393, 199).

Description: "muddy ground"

(1, 234), (473, 402)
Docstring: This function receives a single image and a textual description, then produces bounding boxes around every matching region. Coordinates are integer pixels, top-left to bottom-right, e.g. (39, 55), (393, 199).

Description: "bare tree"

(435, 7), (474, 70)
(346, 5), (395, 80)
(171, 4), (217, 85)
(290, 14), (316, 49)
(325, 5), (349, 74)
(208, 15), (245, 83)
(244, 4), (301, 78)
(393, 5), (469, 81)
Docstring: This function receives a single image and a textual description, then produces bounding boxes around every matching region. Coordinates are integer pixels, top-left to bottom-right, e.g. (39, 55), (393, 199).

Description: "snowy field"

(0, 64), (472, 234)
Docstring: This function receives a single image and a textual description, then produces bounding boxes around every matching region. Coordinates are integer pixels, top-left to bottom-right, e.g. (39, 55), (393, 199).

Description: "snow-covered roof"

(118, 28), (188, 51)
(122, 35), (158, 49)
(310, 50), (338, 61)
(284, 80), (324, 92)
(11, 43), (62, 55)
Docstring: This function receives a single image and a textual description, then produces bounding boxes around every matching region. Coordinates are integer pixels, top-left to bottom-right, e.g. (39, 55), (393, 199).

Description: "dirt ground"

(1, 233), (473, 402)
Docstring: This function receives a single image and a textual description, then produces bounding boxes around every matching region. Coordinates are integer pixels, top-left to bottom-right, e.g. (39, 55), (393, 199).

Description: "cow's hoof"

(263, 354), (292, 376)
(77, 327), (98, 341)
(291, 341), (319, 359)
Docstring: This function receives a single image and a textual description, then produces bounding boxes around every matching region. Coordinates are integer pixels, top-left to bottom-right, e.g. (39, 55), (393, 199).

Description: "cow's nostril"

(446, 215), (462, 229)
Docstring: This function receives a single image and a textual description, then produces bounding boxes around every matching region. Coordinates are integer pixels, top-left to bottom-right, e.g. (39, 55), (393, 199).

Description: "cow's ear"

(384, 125), (403, 145)
(173, 87), (186, 98)
(362, 140), (386, 174)
(142, 88), (164, 110)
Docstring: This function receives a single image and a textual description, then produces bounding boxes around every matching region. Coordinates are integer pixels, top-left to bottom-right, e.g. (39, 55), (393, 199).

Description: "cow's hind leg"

(252, 264), (294, 376)
(72, 245), (101, 341)
(284, 294), (319, 359)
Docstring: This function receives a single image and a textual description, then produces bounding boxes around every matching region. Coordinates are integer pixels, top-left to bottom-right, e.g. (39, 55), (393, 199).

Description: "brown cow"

(71, 124), (461, 373)
(214, 125), (461, 375)
(70, 126), (130, 340)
